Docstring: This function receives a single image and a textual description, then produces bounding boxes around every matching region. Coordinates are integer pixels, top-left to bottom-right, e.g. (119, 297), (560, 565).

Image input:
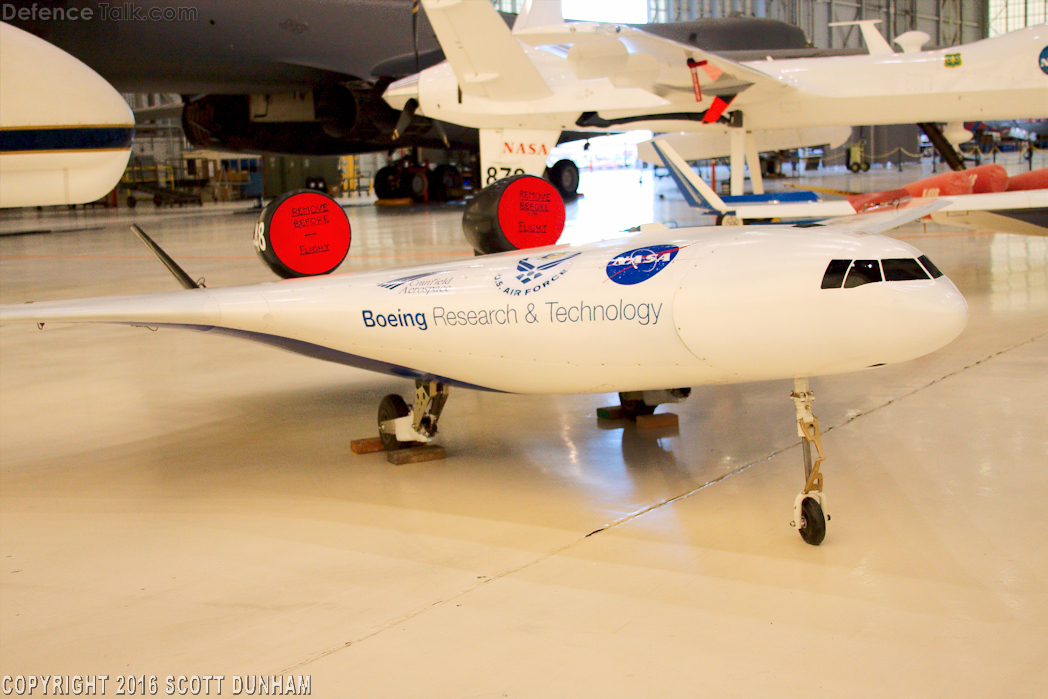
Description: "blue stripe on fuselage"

(0, 127), (134, 153)
(154, 323), (504, 393)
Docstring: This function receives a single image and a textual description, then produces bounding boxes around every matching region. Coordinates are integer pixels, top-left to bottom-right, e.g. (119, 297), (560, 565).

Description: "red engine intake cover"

(463, 175), (566, 255)
(255, 189), (351, 278)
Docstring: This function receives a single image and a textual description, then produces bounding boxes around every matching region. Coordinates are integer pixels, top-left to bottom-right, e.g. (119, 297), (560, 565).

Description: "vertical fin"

(512, 0), (564, 33)
(650, 138), (728, 213)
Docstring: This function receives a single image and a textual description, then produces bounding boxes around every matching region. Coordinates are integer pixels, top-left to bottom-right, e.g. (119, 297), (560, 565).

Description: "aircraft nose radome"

(907, 279), (969, 357)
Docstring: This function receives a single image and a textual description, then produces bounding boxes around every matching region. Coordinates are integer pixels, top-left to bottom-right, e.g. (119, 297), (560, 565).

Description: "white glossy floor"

(2, 168), (1046, 697)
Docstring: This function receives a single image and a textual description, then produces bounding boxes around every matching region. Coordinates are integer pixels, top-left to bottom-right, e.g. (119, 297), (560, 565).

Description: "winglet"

(650, 138), (728, 213)
(130, 224), (202, 290)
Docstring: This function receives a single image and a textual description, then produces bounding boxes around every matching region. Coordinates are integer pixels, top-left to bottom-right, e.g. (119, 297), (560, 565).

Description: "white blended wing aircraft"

(0, 206), (967, 546)
(0, 22), (134, 208)
(651, 137), (1048, 234)
(383, 0), (1047, 193)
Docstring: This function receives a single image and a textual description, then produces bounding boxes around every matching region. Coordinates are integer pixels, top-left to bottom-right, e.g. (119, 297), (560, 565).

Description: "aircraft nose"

(908, 277), (969, 356)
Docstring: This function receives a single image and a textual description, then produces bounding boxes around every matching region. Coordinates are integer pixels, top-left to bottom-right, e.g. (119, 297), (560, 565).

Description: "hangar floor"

(1, 166), (1046, 697)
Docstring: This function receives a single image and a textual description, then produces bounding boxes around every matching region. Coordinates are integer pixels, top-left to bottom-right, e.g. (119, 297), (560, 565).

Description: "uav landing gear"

(378, 380), (450, 451)
(617, 388), (691, 419)
(789, 377), (829, 545)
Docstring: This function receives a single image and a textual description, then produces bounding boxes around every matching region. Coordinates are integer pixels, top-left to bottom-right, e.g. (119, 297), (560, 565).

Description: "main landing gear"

(378, 380), (450, 451)
(789, 377), (829, 545)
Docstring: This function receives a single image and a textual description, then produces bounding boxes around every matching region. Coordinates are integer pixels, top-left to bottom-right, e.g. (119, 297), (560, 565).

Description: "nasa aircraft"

(0, 22), (134, 207)
(0, 196), (967, 546)
(383, 0), (1047, 194)
(650, 137), (1048, 234)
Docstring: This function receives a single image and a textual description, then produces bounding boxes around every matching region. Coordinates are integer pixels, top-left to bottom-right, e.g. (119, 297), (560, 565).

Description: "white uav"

(383, 0), (1047, 191)
(0, 22), (134, 208)
(0, 207), (967, 545)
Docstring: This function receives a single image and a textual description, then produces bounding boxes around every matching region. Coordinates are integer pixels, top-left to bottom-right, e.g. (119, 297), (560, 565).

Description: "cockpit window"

(882, 258), (931, 281)
(844, 259), (882, 288)
(918, 255), (944, 279)
(821, 259), (851, 289)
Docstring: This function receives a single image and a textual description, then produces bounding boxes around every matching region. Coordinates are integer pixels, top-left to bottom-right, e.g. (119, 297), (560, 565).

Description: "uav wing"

(514, 21), (784, 107)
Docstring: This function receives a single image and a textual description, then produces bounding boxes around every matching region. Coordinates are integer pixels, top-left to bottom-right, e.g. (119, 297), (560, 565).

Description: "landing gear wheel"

(547, 159), (579, 202)
(378, 394), (412, 451)
(860, 161), (871, 172)
(126, 195), (137, 209)
(428, 164), (461, 201)
(849, 162), (861, 173)
(798, 496), (826, 545)
(407, 171), (428, 202)
(373, 165), (401, 200)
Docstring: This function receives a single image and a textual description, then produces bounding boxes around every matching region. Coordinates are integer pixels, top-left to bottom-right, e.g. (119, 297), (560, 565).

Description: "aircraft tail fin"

(650, 138), (728, 213)
(512, 0), (563, 32)
(827, 20), (894, 54)
(421, 0), (552, 101)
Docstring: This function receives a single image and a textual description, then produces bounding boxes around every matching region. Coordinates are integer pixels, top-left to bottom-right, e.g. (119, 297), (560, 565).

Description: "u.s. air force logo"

(494, 251), (579, 296)
(605, 244), (683, 285)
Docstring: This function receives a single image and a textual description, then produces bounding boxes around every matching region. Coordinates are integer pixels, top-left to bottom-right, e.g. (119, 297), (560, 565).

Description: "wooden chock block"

(636, 412), (679, 430)
(597, 405), (625, 420)
(386, 444), (447, 465)
(350, 437), (385, 454)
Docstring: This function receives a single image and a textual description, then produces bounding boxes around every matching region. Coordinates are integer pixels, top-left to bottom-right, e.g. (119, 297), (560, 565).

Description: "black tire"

(618, 393), (657, 420)
(373, 166), (400, 200)
(849, 162), (861, 173)
(407, 171), (428, 202)
(126, 195), (137, 209)
(798, 497), (826, 545)
(153, 194), (164, 207)
(378, 394), (412, 451)
(548, 159), (580, 202)
(428, 164), (461, 201)
(860, 161), (871, 172)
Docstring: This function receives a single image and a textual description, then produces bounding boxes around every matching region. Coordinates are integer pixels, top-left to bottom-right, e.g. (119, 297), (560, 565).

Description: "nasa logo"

(1040, 46), (1048, 75)
(493, 251), (579, 296)
(606, 244), (683, 285)
(502, 142), (550, 156)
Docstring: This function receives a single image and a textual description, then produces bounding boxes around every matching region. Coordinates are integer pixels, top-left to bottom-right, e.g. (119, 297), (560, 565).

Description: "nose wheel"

(378, 380), (450, 450)
(790, 377), (829, 545)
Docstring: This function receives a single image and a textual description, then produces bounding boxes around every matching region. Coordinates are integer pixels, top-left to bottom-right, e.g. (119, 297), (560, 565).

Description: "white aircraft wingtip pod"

(0, 22), (134, 208)
(0, 209), (967, 545)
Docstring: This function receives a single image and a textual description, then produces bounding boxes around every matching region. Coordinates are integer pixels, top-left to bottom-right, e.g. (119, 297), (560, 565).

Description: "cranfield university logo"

(494, 251), (579, 296)
(605, 244), (683, 285)
(378, 270), (453, 295)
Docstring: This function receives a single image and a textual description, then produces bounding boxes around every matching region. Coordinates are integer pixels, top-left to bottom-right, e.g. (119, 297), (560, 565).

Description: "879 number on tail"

(486, 167), (525, 185)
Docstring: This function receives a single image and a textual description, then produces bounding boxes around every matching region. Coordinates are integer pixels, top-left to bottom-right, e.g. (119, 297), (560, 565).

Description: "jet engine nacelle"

(254, 190), (351, 278)
(181, 86), (462, 157)
(462, 175), (566, 255)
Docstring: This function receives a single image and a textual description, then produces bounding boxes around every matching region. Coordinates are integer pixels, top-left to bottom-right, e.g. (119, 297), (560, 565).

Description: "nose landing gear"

(790, 377), (829, 545)
(378, 380), (450, 450)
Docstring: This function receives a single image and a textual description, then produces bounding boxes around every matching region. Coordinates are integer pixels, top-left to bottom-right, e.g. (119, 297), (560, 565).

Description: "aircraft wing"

(420, 0), (552, 101)
(514, 22), (782, 100)
(931, 190), (1048, 236)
